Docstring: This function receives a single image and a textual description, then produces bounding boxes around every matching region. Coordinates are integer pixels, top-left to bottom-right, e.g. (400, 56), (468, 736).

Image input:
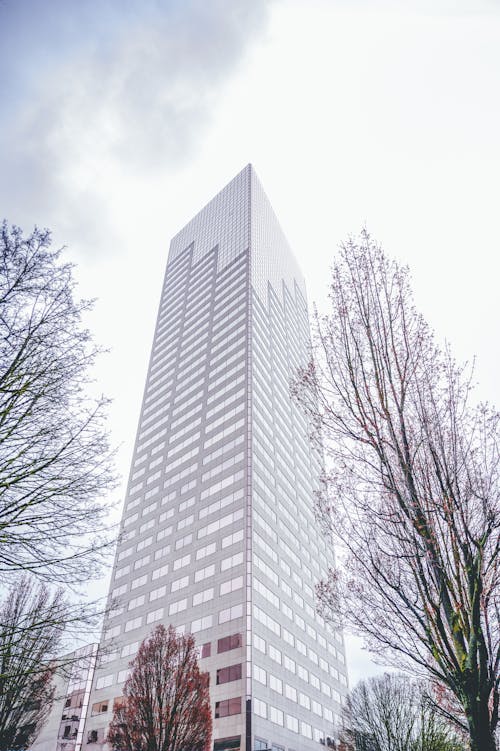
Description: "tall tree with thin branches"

(0, 577), (67, 750)
(340, 673), (463, 751)
(107, 624), (212, 751)
(293, 231), (500, 751)
(0, 221), (116, 583)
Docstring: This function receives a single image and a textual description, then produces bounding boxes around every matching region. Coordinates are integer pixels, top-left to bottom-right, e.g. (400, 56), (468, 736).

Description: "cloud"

(0, 0), (272, 241)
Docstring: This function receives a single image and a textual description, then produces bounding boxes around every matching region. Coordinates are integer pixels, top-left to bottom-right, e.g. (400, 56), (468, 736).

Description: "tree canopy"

(0, 222), (116, 583)
(107, 624), (212, 751)
(340, 673), (464, 751)
(0, 577), (65, 750)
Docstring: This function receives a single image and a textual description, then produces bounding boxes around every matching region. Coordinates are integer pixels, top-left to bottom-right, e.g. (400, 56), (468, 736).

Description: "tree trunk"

(469, 728), (497, 751)
(467, 698), (497, 751)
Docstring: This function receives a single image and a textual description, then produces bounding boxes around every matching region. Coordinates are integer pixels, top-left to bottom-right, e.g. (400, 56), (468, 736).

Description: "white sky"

(1, 0), (499, 686)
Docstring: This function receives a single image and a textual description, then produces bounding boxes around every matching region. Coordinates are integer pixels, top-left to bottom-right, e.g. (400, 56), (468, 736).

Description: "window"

(269, 706), (284, 726)
(214, 697), (241, 718)
(253, 698), (267, 719)
(151, 563), (168, 581)
(108, 605), (124, 619)
(309, 647), (319, 665)
(193, 587), (214, 606)
(173, 553), (191, 570)
(269, 674), (282, 694)
(254, 577), (279, 607)
(297, 664), (308, 682)
(157, 525), (173, 541)
(285, 684), (297, 702)
(150, 585), (167, 601)
(137, 537), (153, 552)
(253, 605), (280, 636)
(201, 642), (211, 658)
(220, 576), (243, 595)
(219, 603), (243, 624)
(221, 529), (244, 548)
(121, 642), (139, 658)
(269, 644), (282, 664)
(217, 633), (242, 653)
(87, 730), (98, 744)
(175, 533), (193, 550)
(253, 634), (265, 653)
(177, 514), (194, 531)
(313, 729), (325, 743)
(196, 541), (217, 560)
(169, 598), (187, 615)
(155, 544), (171, 560)
(283, 628), (294, 646)
(125, 616), (142, 632)
(312, 699), (322, 716)
(253, 665), (266, 684)
(300, 721), (312, 739)
(299, 692), (311, 710)
(147, 608), (163, 624)
(194, 563), (215, 583)
(191, 615), (212, 632)
(134, 554), (150, 570)
(131, 574), (147, 590)
(117, 546), (133, 561)
(216, 664), (242, 685)
(114, 564), (130, 580)
(214, 737), (242, 751)
(286, 715), (299, 733)
(104, 624), (120, 640)
(91, 700), (109, 716)
(171, 576), (188, 592)
(284, 655), (296, 674)
(96, 674), (113, 690)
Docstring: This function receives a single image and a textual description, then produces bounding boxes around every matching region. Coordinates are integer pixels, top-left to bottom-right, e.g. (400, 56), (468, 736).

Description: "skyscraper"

(84, 165), (348, 751)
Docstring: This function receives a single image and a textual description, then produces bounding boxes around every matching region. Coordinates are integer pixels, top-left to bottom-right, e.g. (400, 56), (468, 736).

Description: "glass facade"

(83, 165), (348, 751)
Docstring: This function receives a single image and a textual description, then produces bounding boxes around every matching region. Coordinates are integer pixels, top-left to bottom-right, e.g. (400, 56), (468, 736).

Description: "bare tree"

(293, 231), (500, 751)
(0, 222), (116, 583)
(0, 577), (69, 750)
(107, 624), (212, 751)
(340, 673), (463, 751)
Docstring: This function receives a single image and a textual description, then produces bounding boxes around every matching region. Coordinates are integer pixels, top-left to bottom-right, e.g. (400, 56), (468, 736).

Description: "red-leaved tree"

(107, 624), (212, 751)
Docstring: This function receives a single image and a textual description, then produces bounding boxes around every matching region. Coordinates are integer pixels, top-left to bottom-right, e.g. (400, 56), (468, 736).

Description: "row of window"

(252, 451), (329, 573)
(133, 368), (246, 466)
(127, 438), (245, 524)
(97, 614), (246, 690)
(113, 542), (245, 595)
(115, 529), (243, 595)
(253, 630), (347, 692)
(254, 697), (328, 742)
(253, 663), (339, 719)
(112, 523), (244, 601)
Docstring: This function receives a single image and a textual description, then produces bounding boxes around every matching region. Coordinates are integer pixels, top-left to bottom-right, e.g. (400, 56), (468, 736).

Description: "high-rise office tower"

(84, 166), (348, 751)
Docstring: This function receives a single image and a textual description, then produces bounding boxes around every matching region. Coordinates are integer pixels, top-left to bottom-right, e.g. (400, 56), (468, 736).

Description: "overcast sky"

(1, 0), (499, 686)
